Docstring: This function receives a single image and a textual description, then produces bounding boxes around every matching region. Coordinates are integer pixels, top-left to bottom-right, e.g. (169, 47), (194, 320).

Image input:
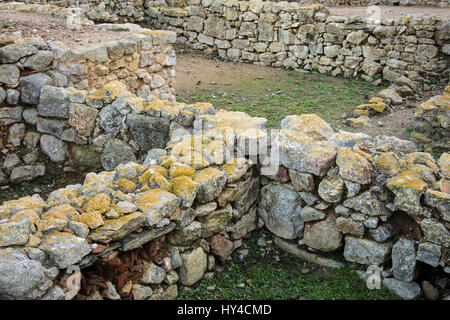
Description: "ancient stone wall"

(0, 92), (449, 299)
(314, 0), (449, 7)
(146, 1), (449, 81)
(0, 5), (177, 185)
(4, 1), (449, 81)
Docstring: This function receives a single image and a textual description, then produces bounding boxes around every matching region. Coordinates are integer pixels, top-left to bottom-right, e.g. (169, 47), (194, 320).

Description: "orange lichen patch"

(203, 140), (228, 165)
(83, 171), (116, 195)
(405, 163), (437, 187)
(404, 152), (439, 174)
(169, 162), (196, 178)
(9, 209), (40, 225)
(170, 176), (199, 205)
(415, 100), (438, 118)
(46, 186), (83, 207)
(336, 148), (372, 184)
(353, 109), (370, 117)
(159, 155), (176, 168)
(439, 153), (450, 179)
(150, 173), (173, 191)
(41, 204), (79, 221)
(171, 136), (205, 157)
(388, 170), (428, 191)
(74, 211), (104, 229)
(368, 97), (385, 104)
(282, 114), (334, 140)
(134, 189), (179, 218)
(113, 178), (137, 193)
(375, 152), (401, 176)
(0, 195), (46, 220)
(178, 151), (210, 170)
(187, 102), (215, 115)
(82, 193), (111, 214)
(36, 218), (67, 232)
(346, 116), (370, 128)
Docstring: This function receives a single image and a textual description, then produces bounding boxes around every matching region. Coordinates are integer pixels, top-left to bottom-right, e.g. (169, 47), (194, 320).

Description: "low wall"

(0, 7), (177, 185)
(4, 1), (449, 82)
(0, 84), (449, 299)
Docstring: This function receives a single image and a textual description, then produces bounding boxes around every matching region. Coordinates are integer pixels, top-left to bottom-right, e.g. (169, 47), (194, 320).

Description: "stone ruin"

(0, 1), (449, 300)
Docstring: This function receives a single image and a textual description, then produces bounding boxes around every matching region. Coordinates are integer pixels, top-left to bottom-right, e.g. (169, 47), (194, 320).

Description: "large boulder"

(343, 236), (392, 265)
(258, 183), (303, 240)
(303, 214), (343, 252)
(0, 248), (57, 300)
(126, 114), (170, 150)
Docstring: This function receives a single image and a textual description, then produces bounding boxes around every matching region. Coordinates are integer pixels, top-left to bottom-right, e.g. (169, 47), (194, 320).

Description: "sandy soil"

(0, 11), (135, 48)
(329, 5), (450, 19)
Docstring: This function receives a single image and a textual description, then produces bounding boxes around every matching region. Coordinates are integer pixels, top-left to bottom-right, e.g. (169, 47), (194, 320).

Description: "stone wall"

(0, 95), (449, 299)
(315, 0), (449, 7)
(146, 1), (449, 81)
(412, 83), (449, 153)
(0, 7), (177, 185)
(4, 1), (449, 81)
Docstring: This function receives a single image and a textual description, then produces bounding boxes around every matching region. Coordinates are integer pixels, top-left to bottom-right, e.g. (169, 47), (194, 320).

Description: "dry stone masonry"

(0, 0), (449, 301)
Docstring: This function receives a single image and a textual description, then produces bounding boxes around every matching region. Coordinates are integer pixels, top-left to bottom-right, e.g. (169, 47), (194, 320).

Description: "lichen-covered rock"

(281, 114), (334, 140)
(0, 195), (46, 220)
(387, 170), (428, 218)
(420, 218), (450, 247)
(0, 219), (31, 247)
(318, 177), (344, 203)
(289, 170), (314, 192)
(343, 191), (389, 217)
(336, 148), (371, 184)
(303, 214), (343, 252)
(343, 236), (392, 265)
(424, 189), (450, 222)
(87, 211), (145, 243)
(170, 176), (199, 208)
(392, 237), (416, 282)
(39, 232), (91, 268)
(375, 152), (401, 176)
(179, 247), (207, 286)
(101, 139), (136, 171)
(198, 205), (233, 238)
(276, 130), (338, 176)
(135, 189), (180, 227)
(258, 183), (303, 240)
(416, 241), (441, 268)
(193, 167), (227, 204)
(0, 248), (56, 299)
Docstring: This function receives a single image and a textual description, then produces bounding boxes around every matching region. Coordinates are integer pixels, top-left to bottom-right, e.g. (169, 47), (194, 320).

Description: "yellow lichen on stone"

(103, 80), (128, 99)
(41, 204), (78, 221)
(113, 178), (137, 193)
(169, 162), (196, 178)
(0, 195), (45, 220)
(139, 165), (169, 184)
(82, 193), (111, 214)
(9, 209), (40, 225)
(170, 176), (199, 206)
(336, 147), (371, 184)
(74, 211), (104, 229)
(375, 152), (401, 176)
(221, 158), (250, 183)
(26, 234), (41, 247)
(346, 116), (370, 128)
(388, 170), (428, 192)
(125, 96), (146, 113)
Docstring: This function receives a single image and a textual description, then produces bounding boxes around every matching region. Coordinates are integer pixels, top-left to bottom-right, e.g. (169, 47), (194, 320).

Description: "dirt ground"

(0, 11), (134, 48)
(175, 51), (423, 139)
(329, 5), (450, 19)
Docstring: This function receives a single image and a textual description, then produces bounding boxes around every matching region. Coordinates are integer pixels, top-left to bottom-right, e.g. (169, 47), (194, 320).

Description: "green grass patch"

(177, 71), (385, 129)
(178, 231), (399, 300)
